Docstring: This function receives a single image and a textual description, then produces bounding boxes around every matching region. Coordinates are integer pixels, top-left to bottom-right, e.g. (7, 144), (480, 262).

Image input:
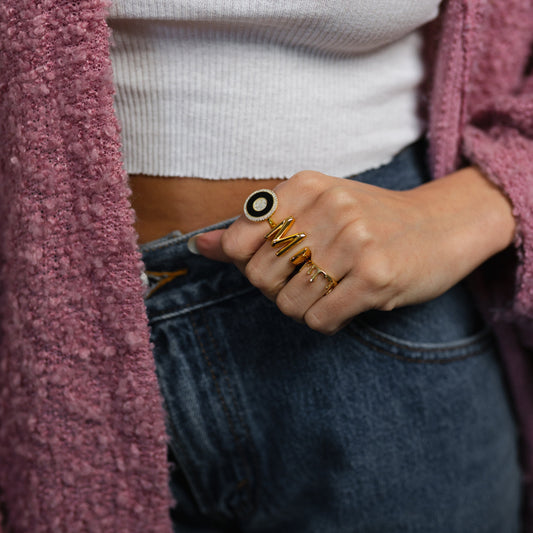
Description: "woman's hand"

(191, 167), (515, 335)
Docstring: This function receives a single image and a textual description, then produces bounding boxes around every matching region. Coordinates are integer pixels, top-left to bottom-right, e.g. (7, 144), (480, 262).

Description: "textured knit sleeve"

(462, 84), (533, 321)
(459, 2), (533, 329)
(0, 1), (173, 531)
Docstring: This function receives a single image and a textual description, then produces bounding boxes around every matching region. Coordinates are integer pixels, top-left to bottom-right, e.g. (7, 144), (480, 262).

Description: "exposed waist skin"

(129, 174), (285, 244)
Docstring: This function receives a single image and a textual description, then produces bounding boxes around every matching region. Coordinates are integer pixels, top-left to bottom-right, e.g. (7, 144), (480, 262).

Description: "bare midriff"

(129, 174), (286, 244)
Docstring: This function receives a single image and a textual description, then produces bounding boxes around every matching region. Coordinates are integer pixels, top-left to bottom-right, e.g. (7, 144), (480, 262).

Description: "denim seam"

(352, 319), (491, 353)
(190, 313), (255, 518)
(163, 413), (203, 511)
(345, 327), (491, 363)
(151, 376), (206, 514)
(200, 308), (259, 517)
(142, 238), (191, 253)
(148, 287), (256, 324)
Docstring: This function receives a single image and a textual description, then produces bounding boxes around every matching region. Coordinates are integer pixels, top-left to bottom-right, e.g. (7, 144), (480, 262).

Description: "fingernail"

(187, 235), (200, 255)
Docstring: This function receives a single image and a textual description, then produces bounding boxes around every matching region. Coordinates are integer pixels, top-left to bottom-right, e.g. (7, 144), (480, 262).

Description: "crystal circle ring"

(243, 189), (278, 222)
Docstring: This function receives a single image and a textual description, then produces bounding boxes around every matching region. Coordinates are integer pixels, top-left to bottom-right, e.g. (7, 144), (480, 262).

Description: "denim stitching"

(148, 287), (256, 324)
(352, 318), (491, 352)
(142, 238), (190, 253)
(162, 411), (204, 512)
(200, 308), (259, 516)
(150, 358), (208, 514)
(189, 313), (255, 518)
(345, 326), (491, 364)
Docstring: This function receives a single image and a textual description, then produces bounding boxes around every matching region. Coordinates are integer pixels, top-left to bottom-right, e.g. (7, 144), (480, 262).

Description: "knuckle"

(276, 290), (300, 319)
(244, 259), (265, 289)
(220, 229), (239, 259)
(304, 310), (337, 335)
(221, 229), (247, 262)
(360, 254), (395, 292)
(319, 186), (356, 214)
(244, 261), (284, 301)
(378, 298), (398, 312)
(290, 171), (323, 194)
(341, 221), (373, 248)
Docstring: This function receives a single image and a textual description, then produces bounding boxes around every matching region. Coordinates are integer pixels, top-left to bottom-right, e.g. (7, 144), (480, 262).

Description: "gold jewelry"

(243, 189), (278, 221)
(243, 190), (306, 255)
(304, 262), (338, 295)
(264, 216), (307, 256)
(243, 189), (337, 296)
(243, 189), (306, 255)
(291, 247), (337, 295)
(289, 247), (312, 266)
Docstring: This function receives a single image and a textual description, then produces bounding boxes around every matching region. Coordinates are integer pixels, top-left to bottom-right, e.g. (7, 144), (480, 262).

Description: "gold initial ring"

(303, 261), (338, 295)
(243, 189), (338, 295)
(289, 249), (337, 295)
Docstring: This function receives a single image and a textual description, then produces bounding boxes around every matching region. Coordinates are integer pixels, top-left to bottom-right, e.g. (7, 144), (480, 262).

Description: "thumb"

(187, 229), (232, 262)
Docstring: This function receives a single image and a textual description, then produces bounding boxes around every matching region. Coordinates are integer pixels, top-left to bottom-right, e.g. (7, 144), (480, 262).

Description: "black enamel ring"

(243, 189), (278, 222)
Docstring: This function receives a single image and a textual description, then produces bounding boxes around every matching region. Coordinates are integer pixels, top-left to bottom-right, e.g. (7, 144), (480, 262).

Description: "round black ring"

(243, 189), (278, 221)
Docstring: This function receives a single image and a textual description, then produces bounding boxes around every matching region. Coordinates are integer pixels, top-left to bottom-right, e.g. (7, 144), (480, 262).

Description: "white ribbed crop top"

(107, 1), (441, 179)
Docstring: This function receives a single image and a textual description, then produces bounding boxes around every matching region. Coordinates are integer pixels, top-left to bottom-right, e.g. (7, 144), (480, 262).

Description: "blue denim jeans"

(141, 141), (521, 532)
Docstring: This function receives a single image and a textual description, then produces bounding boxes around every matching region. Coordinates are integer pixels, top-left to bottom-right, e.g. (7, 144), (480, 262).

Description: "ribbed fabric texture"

(107, 0), (441, 178)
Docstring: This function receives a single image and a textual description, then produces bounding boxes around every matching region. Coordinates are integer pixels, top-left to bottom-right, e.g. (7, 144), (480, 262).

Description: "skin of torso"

(129, 174), (285, 243)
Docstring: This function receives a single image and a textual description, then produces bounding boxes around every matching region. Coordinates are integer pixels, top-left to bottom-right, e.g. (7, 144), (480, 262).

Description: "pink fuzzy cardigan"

(0, 0), (532, 531)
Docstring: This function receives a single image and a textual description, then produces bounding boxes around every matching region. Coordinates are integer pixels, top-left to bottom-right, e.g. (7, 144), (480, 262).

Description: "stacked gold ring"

(243, 189), (338, 295)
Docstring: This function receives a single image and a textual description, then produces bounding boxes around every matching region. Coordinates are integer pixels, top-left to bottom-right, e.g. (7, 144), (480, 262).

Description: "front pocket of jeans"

(344, 283), (492, 363)
(345, 317), (492, 363)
